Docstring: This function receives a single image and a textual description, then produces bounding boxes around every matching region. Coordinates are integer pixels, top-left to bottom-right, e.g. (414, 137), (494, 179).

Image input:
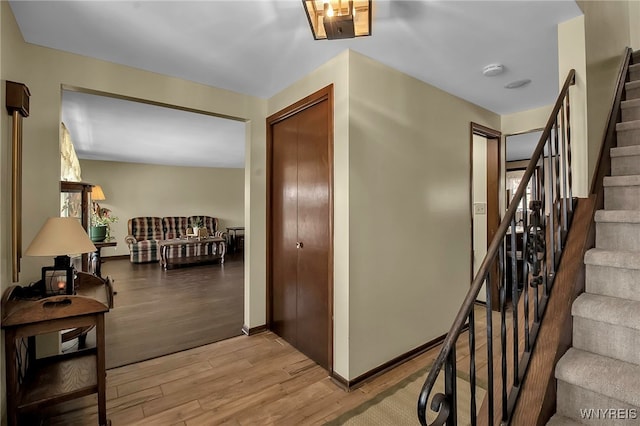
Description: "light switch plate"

(474, 203), (487, 214)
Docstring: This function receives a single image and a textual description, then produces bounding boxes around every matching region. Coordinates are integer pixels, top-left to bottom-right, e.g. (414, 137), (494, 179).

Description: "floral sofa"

(125, 216), (225, 264)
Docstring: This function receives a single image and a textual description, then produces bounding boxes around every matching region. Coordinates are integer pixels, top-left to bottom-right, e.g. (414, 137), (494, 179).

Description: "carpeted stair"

(548, 50), (640, 425)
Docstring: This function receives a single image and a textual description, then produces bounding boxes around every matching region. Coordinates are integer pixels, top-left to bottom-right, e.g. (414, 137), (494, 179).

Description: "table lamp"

(24, 217), (97, 296)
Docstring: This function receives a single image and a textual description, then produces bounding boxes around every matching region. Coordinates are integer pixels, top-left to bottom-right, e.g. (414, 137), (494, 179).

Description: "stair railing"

(417, 69), (576, 426)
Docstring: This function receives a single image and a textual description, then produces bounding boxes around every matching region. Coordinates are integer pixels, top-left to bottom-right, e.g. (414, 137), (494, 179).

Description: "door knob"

(296, 241), (303, 249)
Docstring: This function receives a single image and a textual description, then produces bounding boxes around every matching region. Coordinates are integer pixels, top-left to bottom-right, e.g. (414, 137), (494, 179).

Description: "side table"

(226, 226), (245, 254)
(91, 241), (117, 278)
(1, 275), (112, 426)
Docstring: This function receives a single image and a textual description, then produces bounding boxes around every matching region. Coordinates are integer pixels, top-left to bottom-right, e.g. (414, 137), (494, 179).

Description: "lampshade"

(303, 0), (372, 40)
(25, 217), (97, 257)
(92, 185), (106, 201)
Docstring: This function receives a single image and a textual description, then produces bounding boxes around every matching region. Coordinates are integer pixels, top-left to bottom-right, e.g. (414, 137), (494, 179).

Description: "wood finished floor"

(99, 254), (244, 369)
(44, 306), (496, 426)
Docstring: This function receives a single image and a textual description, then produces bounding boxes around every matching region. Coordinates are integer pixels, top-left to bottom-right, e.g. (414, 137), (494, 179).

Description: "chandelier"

(303, 0), (372, 40)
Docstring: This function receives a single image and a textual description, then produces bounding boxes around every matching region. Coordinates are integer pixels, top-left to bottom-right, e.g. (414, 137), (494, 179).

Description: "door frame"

(265, 84), (334, 372)
(470, 123), (502, 309)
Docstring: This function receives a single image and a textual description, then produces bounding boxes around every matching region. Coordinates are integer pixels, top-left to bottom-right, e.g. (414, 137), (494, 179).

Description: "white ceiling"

(62, 90), (246, 168)
(10, 0), (582, 167)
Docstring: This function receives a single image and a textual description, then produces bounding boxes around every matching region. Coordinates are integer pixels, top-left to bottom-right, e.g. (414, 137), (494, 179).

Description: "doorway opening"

(60, 86), (247, 368)
(470, 123), (501, 309)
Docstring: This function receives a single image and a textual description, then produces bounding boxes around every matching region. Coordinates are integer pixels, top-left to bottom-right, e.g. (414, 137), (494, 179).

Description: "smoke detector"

(482, 64), (504, 77)
(505, 79), (532, 89)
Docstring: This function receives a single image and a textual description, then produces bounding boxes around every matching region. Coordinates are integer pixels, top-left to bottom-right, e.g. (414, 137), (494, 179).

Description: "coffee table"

(158, 236), (226, 269)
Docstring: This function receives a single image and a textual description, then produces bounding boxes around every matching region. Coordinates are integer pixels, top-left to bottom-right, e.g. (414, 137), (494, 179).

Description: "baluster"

(509, 218), (519, 387)
(553, 117), (562, 254)
(499, 244), (508, 422)
(545, 136), (556, 295)
(566, 95), (573, 207)
(529, 200), (543, 323)
(522, 186), (530, 352)
(485, 274), (494, 425)
(560, 104), (569, 235)
(446, 347), (457, 426)
(469, 308), (477, 426)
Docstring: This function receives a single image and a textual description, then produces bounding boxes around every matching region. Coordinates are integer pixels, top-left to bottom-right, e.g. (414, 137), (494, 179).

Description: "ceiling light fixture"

(505, 79), (532, 89)
(482, 64), (504, 77)
(303, 0), (372, 40)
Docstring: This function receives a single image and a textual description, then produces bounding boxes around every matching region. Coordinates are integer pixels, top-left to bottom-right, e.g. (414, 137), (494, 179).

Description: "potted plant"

(90, 206), (119, 242)
(190, 218), (203, 235)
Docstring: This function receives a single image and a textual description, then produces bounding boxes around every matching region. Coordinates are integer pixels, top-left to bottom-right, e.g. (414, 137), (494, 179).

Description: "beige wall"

(267, 50), (351, 379)
(347, 51), (500, 377)
(79, 160), (244, 258)
(0, 0), (267, 350)
(501, 104), (552, 136)
(578, 0), (631, 187)
(559, 15), (589, 197)
(629, 1), (640, 50)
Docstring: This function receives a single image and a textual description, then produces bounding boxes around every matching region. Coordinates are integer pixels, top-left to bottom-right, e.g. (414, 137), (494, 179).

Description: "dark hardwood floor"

(97, 253), (244, 369)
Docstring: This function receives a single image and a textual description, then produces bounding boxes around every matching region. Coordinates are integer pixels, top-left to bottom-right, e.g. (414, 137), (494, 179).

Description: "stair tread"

(585, 248), (640, 270)
(616, 119), (640, 131)
(627, 80), (640, 90)
(603, 175), (640, 186)
(573, 293), (640, 331)
(622, 98), (640, 108)
(595, 209), (640, 223)
(611, 145), (640, 157)
(556, 348), (640, 407)
(546, 414), (584, 426)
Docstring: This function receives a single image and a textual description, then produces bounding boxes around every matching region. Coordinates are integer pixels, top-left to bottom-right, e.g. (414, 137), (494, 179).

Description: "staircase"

(548, 51), (640, 426)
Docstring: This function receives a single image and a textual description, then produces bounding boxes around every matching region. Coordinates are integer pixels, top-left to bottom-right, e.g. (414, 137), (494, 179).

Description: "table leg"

(96, 315), (108, 426)
(5, 329), (18, 426)
(92, 247), (104, 277)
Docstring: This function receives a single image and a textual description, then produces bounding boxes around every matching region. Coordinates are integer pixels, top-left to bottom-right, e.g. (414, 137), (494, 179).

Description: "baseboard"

(331, 331), (449, 391)
(102, 254), (129, 261)
(241, 324), (267, 336)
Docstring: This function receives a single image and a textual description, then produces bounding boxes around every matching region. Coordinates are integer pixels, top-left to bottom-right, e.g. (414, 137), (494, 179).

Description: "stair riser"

(628, 86), (640, 100)
(596, 222), (640, 251)
(604, 186), (640, 210)
(573, 317), (640, 366)
(617, 128), (640, 147)
(557, 381), (639, 426)
(631, 67), (640, 82)
(622, 105), (640, 122)
(586, 264), (640, 302)
(611, 154), (640, 175)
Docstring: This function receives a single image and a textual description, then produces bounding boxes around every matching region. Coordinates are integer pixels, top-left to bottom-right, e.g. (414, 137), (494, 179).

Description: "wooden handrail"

(591, 47), (633, 200)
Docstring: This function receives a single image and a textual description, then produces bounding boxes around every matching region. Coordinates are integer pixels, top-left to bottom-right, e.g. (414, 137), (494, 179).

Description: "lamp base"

(42, 255), (75, 296)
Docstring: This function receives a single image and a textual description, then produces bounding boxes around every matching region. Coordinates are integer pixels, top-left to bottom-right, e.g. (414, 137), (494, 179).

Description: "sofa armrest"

(212, 230), (226, 240)
(124, 235), (138, 245)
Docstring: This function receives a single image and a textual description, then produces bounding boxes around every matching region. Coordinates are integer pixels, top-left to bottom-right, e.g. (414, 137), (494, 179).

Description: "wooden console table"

(1, 274), (112, 425)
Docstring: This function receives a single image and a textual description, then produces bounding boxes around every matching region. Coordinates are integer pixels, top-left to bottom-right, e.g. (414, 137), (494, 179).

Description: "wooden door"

(271, 117), (299, 345)
(267, 86), (333, 371)
(295, 101), (330, 369)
